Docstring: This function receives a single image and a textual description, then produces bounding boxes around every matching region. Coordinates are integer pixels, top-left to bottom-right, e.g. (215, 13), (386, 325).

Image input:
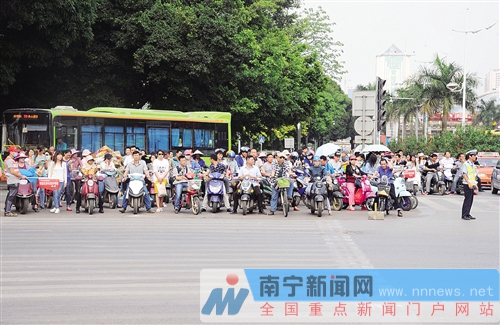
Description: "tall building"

(484, 69), (500, 93)
(375, 44), (413, 140)
(376, 44), (413, 96)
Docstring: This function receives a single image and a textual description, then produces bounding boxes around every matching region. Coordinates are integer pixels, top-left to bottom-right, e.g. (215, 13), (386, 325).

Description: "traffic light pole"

(361, 96), (366, 150)
(376, 77), (386, 145)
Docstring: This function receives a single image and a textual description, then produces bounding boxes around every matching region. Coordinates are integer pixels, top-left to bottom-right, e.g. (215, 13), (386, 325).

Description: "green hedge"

(388, 126), (500, 156)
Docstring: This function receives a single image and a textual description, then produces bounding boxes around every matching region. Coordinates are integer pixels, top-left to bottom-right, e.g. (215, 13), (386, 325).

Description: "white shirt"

(152, 158), (169, 182)
(123, 155), (133, 168)
(440, 157), (455, 169)
(329, 159), (343, 173)
(49, 161), (67, 182)
(239, 164), (262, 185)
(99, 161), (116, 178)
(255, 157), (264, 169)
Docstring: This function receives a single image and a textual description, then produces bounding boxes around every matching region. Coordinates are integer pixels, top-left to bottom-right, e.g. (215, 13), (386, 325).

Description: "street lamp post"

(449, 9), (497, 127)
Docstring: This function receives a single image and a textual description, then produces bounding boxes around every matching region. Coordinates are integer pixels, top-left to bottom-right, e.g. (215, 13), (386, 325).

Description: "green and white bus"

(2, 106), (231, 153)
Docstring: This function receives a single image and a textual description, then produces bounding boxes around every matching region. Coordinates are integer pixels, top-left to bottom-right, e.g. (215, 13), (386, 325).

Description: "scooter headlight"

(87, 180), (95, 186)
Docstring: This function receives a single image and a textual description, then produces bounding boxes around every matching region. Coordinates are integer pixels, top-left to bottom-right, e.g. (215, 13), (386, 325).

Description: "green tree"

(386, 84), (423, 140)
(290, 7), (346, 81)
(474, 98), (500, 128)
(1, 0), (344, 142)
(416, 55), (478, 132)
(308, 78), (349, 144)
(0, 0), (98, 98)
(388, 125), (500, 156)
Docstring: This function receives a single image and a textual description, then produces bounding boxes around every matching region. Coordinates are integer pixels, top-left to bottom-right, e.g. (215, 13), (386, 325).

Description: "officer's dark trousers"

(461, 185), (474, 217)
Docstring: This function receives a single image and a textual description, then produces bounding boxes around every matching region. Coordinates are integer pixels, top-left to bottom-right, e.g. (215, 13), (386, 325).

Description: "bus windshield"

(4, 112), (51, 149)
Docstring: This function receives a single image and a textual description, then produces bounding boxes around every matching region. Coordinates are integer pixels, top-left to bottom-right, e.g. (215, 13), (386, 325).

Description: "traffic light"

(376, 77), (387, 131)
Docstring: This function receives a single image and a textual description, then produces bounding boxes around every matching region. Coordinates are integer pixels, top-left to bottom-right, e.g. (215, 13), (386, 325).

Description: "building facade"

(484, 69), (500, 93)
(375, 44), (413, 140)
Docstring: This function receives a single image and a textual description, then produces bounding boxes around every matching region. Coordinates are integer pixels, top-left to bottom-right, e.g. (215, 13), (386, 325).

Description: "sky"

(301, 0), (499, 94)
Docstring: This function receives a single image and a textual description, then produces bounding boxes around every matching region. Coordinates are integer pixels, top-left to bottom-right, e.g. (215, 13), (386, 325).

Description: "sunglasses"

(158, 153), (164, 155)
(279, 156), (285, 159)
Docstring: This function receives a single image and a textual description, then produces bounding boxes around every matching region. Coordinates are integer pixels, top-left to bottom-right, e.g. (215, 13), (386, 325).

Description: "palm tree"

(387, 86), (421, 140)
(384, 79), (426, 140)
(417, 55), (478, 132)
(474, 98), (500, 127)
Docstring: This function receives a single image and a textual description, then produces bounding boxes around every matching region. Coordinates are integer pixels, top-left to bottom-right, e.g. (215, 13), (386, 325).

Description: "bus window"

(4, 112), (50, 149)
(182, 129), (192, 148)
(126, 126), (145, 150)
(194, 129), (214, 148)
(148, 127), (169, 152)
(215, 124), (228, 149)
(172, 128), (181, 147)
(54, 116), (78, 149)
(81, 125), (102, 152)
(104, 126), (125, 153)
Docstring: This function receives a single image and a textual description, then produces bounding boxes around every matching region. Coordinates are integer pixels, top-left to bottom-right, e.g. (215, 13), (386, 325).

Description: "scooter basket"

(188, 180), (202, 191)
(377, 184), (391, 192)
(277, 178), (290, 188)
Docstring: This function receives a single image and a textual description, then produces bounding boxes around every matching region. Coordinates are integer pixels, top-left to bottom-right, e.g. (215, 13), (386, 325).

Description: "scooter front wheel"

(331, 197), (342, 211)
(316, 201), (323, 217)
(133, 197), (139, 215)
(242, 201), (248, 216)
(46, 196), (53, 209)
(21, 198), (29, 215)
(109, 194), (117, 209)
(410, 195), (418, 209)
(364, 197), (375, 211)
(398, 196), (412, 211)
(378, 197), (387, 212)
(192, 196), (201, 215)
(88, 199), (95, 215)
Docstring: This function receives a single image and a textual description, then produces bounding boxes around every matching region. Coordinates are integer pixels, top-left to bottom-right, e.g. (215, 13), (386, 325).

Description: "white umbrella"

(361, 144), (391, 153)
(315, 143), (340, 157)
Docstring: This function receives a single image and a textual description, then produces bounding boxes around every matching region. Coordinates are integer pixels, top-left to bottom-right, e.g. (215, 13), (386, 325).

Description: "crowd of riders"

(2, 141), (482, 217)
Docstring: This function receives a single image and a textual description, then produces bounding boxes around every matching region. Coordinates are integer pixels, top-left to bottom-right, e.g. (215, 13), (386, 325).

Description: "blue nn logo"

(201, 274), (249, 315)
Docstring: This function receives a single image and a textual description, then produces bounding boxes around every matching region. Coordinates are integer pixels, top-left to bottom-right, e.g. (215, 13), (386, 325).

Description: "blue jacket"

(236, 155), (245, 167)
(309, 165), (326, 180)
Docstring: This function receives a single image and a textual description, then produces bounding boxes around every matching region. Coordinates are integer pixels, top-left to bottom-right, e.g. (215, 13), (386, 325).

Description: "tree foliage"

(290, 6), (346, 80)
(388, 125), (500, 156)
(0, 0), (98, 96)
(416, 55), (478, 132)
(474, 99), (500, 128)
(1, 0), (350, 146)
(308, 78), (351, 143)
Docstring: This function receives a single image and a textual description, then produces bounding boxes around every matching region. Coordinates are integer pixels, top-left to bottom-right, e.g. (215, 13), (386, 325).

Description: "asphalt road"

(1, 190), (499, 324)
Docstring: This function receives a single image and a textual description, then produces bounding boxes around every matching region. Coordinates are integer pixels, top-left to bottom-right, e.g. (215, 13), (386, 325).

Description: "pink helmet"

(259, 151), (267, 158)
(184, 149), (192, 156)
